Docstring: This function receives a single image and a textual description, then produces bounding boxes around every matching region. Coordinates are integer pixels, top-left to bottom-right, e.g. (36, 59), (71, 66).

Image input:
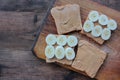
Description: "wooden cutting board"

(32, 0), (120, 80)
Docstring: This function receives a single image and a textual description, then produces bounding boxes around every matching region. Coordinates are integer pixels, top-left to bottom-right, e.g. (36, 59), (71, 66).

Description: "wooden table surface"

(0, 0), (120, 80)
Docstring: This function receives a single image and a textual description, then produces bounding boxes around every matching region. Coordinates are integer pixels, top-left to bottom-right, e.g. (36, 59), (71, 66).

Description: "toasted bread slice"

(72, 40), (107, 78)
(51, 4), (82, 34)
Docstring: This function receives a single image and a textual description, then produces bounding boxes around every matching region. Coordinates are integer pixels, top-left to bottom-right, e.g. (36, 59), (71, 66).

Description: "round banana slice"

(46, 34), (56, 45)
(55, 46), (65, 60)
(98, 14), (108, 25)
(57, 35), (67, 46)
(91, 25), (102, 37)
(88, 10), (99, 22)
(107, 19), (117, 30)
(45, 45), (55, 59)
(67, 36), (78, 47)
(101, 28), (111, 40)
(65, 47), (75, 60)
(83, 20), (94, 32)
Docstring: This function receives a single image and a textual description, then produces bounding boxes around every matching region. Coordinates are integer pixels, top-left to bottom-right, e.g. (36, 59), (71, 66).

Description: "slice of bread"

(72, 40), (107, 78)
(51, 4), (82, 34)
(81, 11), (113, 44)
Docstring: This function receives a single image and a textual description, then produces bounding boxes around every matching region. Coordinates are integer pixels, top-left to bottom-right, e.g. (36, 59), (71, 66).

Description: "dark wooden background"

(0, 0), (119, 80)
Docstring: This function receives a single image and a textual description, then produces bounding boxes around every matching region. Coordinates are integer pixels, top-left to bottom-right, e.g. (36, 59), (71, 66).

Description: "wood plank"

(0, 12), (35, 50)
(33, 0), (120, 80)
(92, 0), (120, 11)
(0, 49), (70, 80)
(0, 0), (50, 12)
(0, 49), (95, 80)
(0, 0), (53, 50)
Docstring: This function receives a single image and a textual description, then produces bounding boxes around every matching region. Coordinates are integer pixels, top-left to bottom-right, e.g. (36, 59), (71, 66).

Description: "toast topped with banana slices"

(81, 10), (117, 44)
(45, 34), (78, 65)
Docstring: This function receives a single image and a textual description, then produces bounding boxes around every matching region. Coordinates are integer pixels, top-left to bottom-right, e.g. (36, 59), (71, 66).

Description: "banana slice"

(98, 14), (108, 25)
(91, 25), (102, 37)
(46, 34), (56, 45)
(88, 10), (99, 22)
(83, 20), (94, 32)
(67, 36), (78, 47)
(107, 19), (117, 30)
(101, 28), (111, 40)
(45, 45), (55, 59)
(57, 35), (67, 46)
(65, 47), (75, 60)
(55, 46), (65, 60)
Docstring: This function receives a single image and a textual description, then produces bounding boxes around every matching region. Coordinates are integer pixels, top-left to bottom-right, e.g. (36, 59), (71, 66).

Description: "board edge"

(31, 0), (56, 53)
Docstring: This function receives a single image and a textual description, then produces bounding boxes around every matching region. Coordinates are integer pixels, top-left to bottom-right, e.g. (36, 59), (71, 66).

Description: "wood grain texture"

(0, 0), (51, 50)
(33, 0), (120, 80)
(0, 49), (71, 80)
(0, 0), (120, 80)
